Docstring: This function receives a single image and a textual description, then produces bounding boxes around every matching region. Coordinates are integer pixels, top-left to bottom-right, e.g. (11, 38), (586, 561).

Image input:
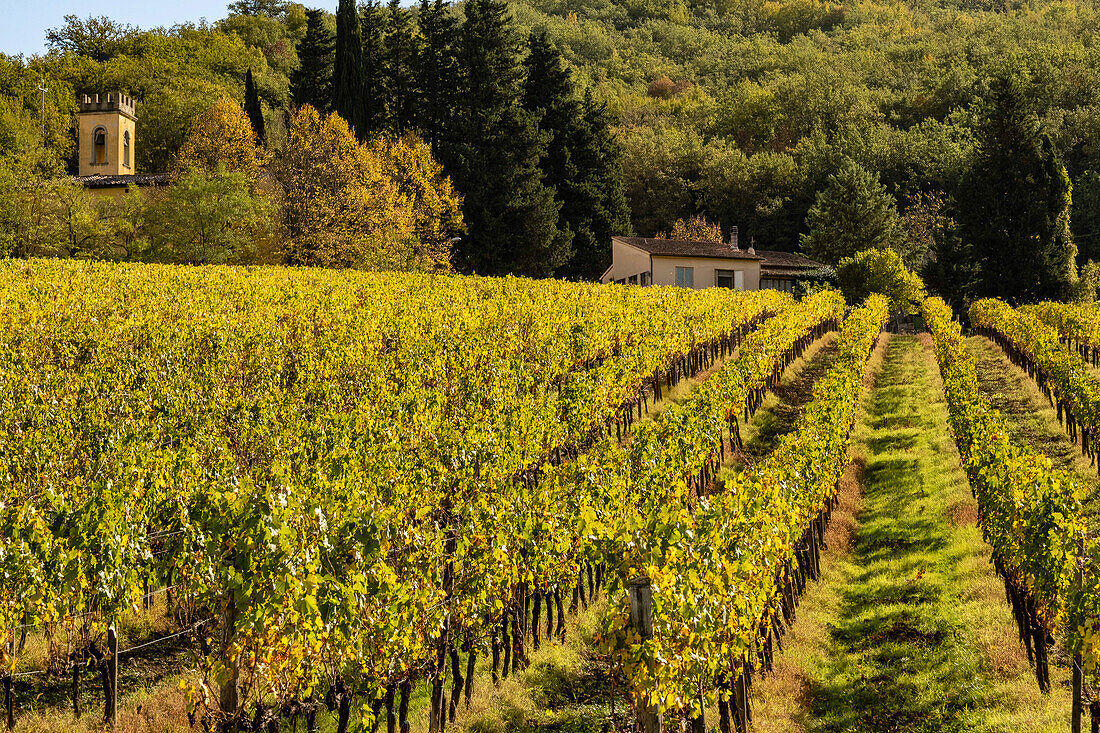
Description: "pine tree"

(413, 0), (460, 156)
(799, 159), (904, 266)
(334, 0), (366, 137)
(290, 8), (334, 114)
(243, 67), (266, 145)
(454, 0), (563, 276)
(382, 0), (418, 134)
(523, 35), (630, 279)
(360, 0), (386, 136)
(523, 31), (576, 265)
(955, 73), (1076, 303)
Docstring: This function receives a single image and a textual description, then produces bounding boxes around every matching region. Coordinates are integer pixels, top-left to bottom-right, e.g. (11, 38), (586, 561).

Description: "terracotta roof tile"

(614, 236), (763, 260)
(613, 236), (825, 273)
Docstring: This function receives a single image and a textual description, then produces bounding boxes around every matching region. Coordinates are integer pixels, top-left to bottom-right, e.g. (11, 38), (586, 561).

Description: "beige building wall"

(84, 186), (128, 201)
(605, 239), (652, 282)
(650, 256), (761, 290)
(78, 107), (136, 177)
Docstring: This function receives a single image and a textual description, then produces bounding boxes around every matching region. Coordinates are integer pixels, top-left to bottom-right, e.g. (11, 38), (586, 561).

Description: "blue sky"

(0, 1), (337, 58)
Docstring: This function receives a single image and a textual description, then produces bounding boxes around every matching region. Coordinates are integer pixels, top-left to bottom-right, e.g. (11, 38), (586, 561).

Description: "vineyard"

(8, 260), (1100, 732)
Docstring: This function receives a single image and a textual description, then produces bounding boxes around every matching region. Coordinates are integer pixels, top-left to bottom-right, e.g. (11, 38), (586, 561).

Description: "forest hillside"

(511, 0), (1100, 253)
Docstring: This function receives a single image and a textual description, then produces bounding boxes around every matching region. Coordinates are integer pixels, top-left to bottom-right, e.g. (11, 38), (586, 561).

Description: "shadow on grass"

(740, 337), (840, 461)
(805, 336), (993, 733)
(967, 335), (1100, 530)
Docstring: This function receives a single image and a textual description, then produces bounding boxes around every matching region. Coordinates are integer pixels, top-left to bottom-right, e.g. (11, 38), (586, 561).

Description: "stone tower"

(77, 93), (136, 177)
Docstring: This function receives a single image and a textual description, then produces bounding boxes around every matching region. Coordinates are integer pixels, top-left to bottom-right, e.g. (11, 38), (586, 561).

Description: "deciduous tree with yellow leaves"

(274, 105), (461, 270)
(172, 97), (266, 180)
(371, 133), (463, 272)
(658, 214), (724, 242)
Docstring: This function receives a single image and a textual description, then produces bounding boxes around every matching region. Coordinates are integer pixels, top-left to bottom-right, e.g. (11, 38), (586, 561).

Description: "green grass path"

(755, 334), (1070, 732)
(966, 335), (1100, 526)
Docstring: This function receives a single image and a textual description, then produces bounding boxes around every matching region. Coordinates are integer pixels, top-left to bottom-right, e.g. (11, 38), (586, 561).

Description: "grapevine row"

(1026, 301), (1100, 367)
(970, 298), (1100, 474)
(956, 298), (1100, 705)
(0, 260), (786, 730)
(589, 293), (886, 729)
(923, 297), (1086, 693)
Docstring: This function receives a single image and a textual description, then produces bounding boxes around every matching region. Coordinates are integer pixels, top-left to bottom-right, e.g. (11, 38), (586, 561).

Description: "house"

(600, 230), (824, 292)
(73, 93), (168, 198)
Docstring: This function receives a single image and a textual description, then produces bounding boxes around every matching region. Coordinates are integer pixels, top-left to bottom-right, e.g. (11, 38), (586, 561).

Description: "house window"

(629, 274), (638, 284)
(92, 127), (107, 165)
(675, 266), (694, 288)
(761, 278), (793, 293)
(123, 130), (130, 167)
(716, 269), (745, 290)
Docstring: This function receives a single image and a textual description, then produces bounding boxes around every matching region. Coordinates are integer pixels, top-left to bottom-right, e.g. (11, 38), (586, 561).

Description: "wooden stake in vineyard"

(4, 670), (12, 732)
(1073, 538), (1084, 733)
(107, 624), (118, 729)
(628, 576), (661, 733)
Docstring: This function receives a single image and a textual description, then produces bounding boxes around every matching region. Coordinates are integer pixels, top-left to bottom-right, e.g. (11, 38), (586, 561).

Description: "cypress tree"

(360, 0), (386, 136)
(524, 34), (630, 279)
(243, 67), (266, 144)
(955, 73), (1077, 303)
(523, 31), (577, 220)
(290, 8), (334, 114)
(565, 91), (631, 279)
(454, 0), (563, 277)
(382, 0), (418, 135)
(334, 0), (366, 137)
(413, 0), (460, 157)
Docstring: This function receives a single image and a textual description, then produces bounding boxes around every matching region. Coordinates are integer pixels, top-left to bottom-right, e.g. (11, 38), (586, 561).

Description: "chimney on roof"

(730, 226), (739, 250)
(747, 236), (756, 255)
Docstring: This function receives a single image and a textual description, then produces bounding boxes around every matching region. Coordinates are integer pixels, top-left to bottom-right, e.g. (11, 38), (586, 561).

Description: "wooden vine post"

(4, 670), (12, 731)
(4, 637), (11, 732)
(107, 624), (119, 728)
(628, 576), (661, 733)
(1072, 652), (1082, 733)
(1073, 538), (1084, 733)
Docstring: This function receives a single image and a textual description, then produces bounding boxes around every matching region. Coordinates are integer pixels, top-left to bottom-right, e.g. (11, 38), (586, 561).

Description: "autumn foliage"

(274, 105), (461, 270)
(173, 98), (266, 180)
(658, 214), (724, 242)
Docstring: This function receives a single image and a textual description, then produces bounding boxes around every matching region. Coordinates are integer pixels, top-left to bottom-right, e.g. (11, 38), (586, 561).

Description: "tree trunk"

(464, 640), (476, 710)
(448, 647), (464, 722)
(399, 681), (411, 733)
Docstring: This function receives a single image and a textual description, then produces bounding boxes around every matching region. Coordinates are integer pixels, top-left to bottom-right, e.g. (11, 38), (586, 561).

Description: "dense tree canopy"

(8, 0), (1100, 287)
(953, 74), (1077, 304)
(451, 0), (564, 276)
(45, 15), (135, 62)
(800, 159), (904, 267)
(148, 167), (271, 264)
(509, 0), (1100, 257)
(524, 32), (631, 278)
(290, 8), (334, 114)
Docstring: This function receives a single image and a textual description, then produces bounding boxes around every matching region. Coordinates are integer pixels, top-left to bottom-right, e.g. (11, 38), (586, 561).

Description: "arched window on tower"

(123, 130), (130, 168)
(92, 127), (107, 165)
